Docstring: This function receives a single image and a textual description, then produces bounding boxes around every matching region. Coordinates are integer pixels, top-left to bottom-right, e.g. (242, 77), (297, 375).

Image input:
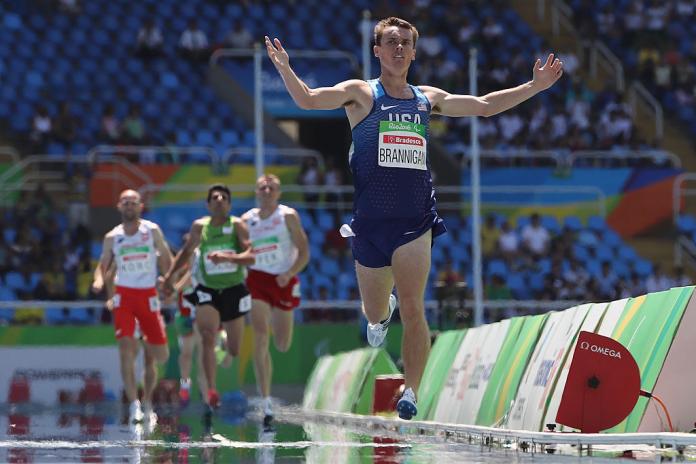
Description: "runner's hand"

(207, 251), (230, 264)
(265, 36), (289, 70)
(532, 53), (563, 90)
(275, 272), (291, 288)
(91, 278), (103, 294)
(158, 275), (175, 297)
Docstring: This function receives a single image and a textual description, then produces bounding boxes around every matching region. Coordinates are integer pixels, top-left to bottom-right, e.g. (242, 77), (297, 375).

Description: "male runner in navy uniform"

(266, 17), (563, 419)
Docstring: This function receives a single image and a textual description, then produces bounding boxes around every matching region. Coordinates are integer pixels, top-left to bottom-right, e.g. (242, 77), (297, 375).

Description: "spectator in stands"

(44, 260), (67, 299)
(323, 158), (344, 212)
(485, 273), (510, 322)
(417, 24), (443, 59)
(481, 214), (500, 259)
(297, 157), (322, 218)
(0, 238), (9, 281)
(304, 286), (331, 322)
(595, 260), (618, 300)
(99, 104), (120, 143)
(63, 245), (81, 299)
(481, 16), (504, 49)
(563, 258), (590, 299)
(621, 3), (644, 48)
(135, 18), (164, 59)
(76, 257), (94, 299)
(179, 19), (209, 61)
(38, 217), (62, 265)
(58, 0), (81, 15)
(673, 265), (691, 287)
(53, 102), (79, 147)
(33, 273), (52, 300)
(497, 220), (519, 264)
(457, 16), (478, 45)
(645, 263), (672, 293)
(626, 271), (646, 296)
(485, 273), (511, 300)
(521, 213), (550, 258)
(435, 258), (465, 325)
(121, 105), (146, 145)
(437, 258), (463, 288)
(224, 21), (253, 49)
(29, 104), (52, 152)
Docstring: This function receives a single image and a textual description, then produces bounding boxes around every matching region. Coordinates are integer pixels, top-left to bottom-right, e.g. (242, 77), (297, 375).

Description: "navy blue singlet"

(349, 79), (437, 220)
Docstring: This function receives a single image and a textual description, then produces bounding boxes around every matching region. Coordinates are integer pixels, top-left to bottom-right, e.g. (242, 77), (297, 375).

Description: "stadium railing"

(87, 145), (219, 166)
(459, 149), (679, 168)
(0, 146), (20, 164)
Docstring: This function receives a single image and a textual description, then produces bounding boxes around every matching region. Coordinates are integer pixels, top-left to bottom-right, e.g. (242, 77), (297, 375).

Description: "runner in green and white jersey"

(162, 184), (255, 409)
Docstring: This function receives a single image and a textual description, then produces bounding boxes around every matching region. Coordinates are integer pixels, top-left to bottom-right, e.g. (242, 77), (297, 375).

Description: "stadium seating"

(567, 0), (696, 142)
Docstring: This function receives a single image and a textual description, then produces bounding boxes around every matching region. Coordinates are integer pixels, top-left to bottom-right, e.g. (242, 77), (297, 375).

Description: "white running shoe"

(262, 397), (273, 417)
(128, 400), (144, 424)
(143, 404), (157, 425)
(396, 387), (418, 420)
(366, 294), (397, 347)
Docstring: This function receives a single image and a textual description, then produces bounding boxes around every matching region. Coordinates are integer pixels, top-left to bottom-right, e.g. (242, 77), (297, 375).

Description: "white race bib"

(377, 121), (427, 170)
(119, 246), (153, 274)
(253, 236), (281, 267)
(203, 247), (238, 275)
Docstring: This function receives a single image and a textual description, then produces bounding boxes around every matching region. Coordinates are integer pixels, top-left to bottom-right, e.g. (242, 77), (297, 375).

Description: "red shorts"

(246, 269), (301, 311)
(113, 286), (167, 345)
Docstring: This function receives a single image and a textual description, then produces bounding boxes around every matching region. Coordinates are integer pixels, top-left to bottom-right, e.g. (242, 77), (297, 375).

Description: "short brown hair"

(256, 173), (281, 186)
(374, 17), (419, 46)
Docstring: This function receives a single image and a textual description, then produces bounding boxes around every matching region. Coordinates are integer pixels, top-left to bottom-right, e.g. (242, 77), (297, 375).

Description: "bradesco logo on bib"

(253, 236), (281, 267)
(119, 246), (152, 274)
(378, 121), (427, 170)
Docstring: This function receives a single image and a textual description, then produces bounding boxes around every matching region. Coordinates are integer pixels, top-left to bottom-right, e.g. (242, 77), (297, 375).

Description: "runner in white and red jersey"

(242, 174), (309, 427)
(92, 189), (173, 425)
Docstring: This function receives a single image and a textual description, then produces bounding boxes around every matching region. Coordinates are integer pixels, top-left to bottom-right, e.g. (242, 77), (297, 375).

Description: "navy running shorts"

(349, 212), (447, 268)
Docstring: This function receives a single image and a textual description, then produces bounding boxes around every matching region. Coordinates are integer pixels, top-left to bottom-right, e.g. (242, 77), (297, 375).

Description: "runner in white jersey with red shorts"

(93, 189), (173, 424)
(242, 174), (310, 427)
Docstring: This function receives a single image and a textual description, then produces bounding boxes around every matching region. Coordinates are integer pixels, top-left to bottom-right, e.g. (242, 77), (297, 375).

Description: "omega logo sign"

(579, 341), (622, 359)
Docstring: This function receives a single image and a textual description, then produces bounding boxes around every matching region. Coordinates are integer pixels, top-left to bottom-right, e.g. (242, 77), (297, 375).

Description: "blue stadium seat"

(3, 228), (16, 244)
(5, 272), (25, 291)
(316, 210), (333, 231)
(45, 307), (68, 325)
(541, 216), (560, 235)
(487, 259), (507, 278)
(318, 258), (340, 277)
(527, 272), (545, 293)
(595, 245), (614, 262)
(602, 229), (622, 249)
(618, 245), (638, 263)
(677, 215), (696, 234)
(507, 273), (530, 299)
(90, 242), (102, 262)
(588, 215), (608, 232)
(564, 216), (582, 232)
(634, 259), (653, 278)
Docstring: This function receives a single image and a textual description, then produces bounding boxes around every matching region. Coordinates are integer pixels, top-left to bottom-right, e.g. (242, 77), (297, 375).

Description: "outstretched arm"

(265, 36), (369, 110)
(423, 53), (564, 118)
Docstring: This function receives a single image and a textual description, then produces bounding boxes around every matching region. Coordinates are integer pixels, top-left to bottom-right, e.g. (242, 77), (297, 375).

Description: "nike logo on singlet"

(381, 104), (398, 110)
